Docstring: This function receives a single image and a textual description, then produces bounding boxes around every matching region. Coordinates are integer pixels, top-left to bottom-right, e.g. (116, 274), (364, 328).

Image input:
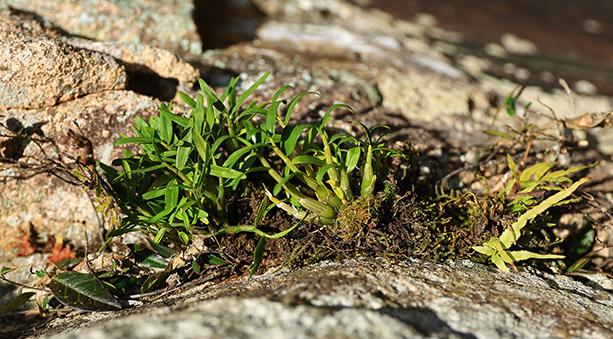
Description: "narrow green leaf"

(316, 163), (339, 185)
(285, 91), (319, 125)
(158, 110), (173, 144)
(250, 237), (266, 278)
(115, 137), (156, 146)
(223, 76), (240, 108)
(142, 187), (167, 200)
(178, 92), (196, 108)
(0, 266), (14, 275)
(223, 143), (266, 168)
(160, 104), (189, 127)
(542, 165), (590, 182)
(520, 162), (555, 183)
(210, 165), (246, 180)
(491, 253), (510, 272)
(211, 135), (233, 153)
(320, 104), (352, 129)
(345, 147), (361, 173)
(292, 155), (325, 166)
(485, 130), (515, 140)
(204, 254), (226, 266)
(282, 124), (311, 154)
(147, 239), (175, 258)
(199, 79), (225, 112)
(472, 245), (496, 256)
(205, 95), (215, 128)
(154, 228), (166, 244)
(506, 154), (517, 174)
(234, 72), (270, 113)
(508, 250), (565, 262)
(194, 95), (205, 133)
(360, 144), (375, 196)
(253, 197), (272, 228)
(273, 173), (296, 196)
(175, 147), (190, 170)
(178, 231), (190, 244)
(192, 131), (209, 163)
(191, 261), (202, 275)
(164, 179), (179, 211)
(566, 256), (591, 273)
(138, 253), (168, 269)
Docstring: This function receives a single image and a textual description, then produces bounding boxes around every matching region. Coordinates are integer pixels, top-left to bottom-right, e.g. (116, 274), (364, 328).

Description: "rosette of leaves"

(252, 94), (401, 224)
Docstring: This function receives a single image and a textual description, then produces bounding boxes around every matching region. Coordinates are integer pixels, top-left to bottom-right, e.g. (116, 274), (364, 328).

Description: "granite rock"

(0, 8), (126, 109)
(39, 258), (613, 339)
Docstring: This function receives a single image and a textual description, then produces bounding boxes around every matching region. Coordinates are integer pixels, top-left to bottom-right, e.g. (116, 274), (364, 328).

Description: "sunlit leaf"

(508, 250), (564, 262)
(178, 91), (196, 108)
(0, 266), (14, 275)
(210, 165), (246, 180)
(520, 162), (555, 184)
(500, 177), (588, 248)
(345, 147), (361, 173)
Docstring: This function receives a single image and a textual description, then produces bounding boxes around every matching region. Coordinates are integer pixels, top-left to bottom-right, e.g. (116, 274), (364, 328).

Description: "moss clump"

(334, 195), (380, 241)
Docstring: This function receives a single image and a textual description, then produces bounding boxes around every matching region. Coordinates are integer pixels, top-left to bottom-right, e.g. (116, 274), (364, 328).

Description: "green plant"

(503, 85), (530, 117)
(101, 72), (401, 247)
(256, 102), (401, 225)
(504, 155), (590, 212)
(474, 175), (588, 272)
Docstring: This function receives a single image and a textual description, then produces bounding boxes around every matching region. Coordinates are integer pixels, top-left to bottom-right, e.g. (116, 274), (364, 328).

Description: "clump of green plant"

(470, 134), (591, 272)
(102, 72), (400, 247)
(473, 176), (587, 272)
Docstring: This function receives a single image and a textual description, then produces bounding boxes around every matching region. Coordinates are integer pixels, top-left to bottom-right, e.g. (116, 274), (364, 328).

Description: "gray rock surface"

(0, 0), (201, 56)
(0, 8), (126, 109)
(40, 258), (613, 338)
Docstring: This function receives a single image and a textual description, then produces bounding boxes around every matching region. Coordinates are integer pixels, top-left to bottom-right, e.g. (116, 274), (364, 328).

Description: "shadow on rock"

(379, 306), (477, 339)
(193, 0), (265, 50)
(126, 70), (179, 102)
(0, 118), (47, 161)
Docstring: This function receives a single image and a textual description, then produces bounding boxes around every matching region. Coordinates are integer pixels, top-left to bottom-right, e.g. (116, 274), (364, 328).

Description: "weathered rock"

(0, 90), (159, 260)
(0, 9), (127, 109)
(31, 258), (613, 338)
(0, 0), (201, 56)
(378, 68), (478, 122)
(0, 6), (59, 38)
(65, 38), (199, 85)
